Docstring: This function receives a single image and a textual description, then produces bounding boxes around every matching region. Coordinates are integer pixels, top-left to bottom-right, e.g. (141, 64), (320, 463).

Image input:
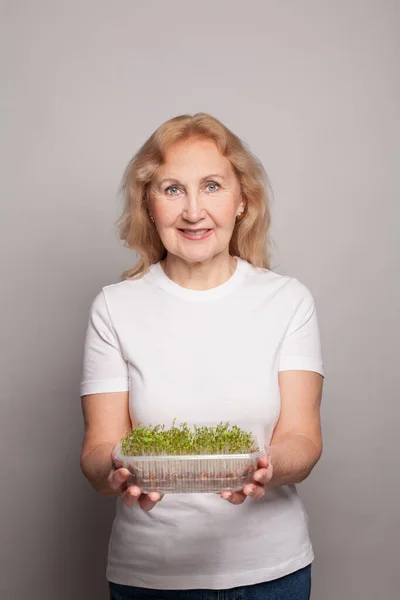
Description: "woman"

(80, 113), (324, 600)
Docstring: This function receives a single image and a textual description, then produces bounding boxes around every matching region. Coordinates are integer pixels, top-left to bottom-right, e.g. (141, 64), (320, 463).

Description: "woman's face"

(149, 137), (245, 265)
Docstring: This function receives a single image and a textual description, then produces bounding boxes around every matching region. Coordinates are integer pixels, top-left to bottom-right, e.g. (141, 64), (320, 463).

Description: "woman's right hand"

(107, 446), (163, 511)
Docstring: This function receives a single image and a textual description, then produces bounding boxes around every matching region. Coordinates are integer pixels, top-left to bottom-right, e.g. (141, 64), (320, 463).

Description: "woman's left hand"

(220, 454), (273, 504)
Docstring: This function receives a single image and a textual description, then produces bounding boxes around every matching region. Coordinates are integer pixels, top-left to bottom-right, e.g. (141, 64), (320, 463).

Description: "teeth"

(183, 229), (209, 235)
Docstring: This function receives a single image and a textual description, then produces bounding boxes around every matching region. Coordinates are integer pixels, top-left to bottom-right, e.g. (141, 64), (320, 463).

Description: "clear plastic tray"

(115, 437), (263, 493)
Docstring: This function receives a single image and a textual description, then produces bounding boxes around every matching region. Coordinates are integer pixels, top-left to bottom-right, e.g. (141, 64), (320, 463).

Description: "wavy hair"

(116, 113), (272, 280)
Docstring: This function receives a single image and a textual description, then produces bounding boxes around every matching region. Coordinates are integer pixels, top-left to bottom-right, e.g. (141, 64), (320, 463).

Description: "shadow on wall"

(48, 471), (116, 600)
(74, 489), (115, 599)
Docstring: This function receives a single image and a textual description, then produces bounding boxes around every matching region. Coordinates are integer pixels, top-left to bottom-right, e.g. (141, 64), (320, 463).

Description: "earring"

(236, 211), (244, 220)
(149, 215), (155, 223)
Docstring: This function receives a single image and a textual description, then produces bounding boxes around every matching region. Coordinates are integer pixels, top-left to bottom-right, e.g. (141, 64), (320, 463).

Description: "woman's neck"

(160, 253), (237, 290)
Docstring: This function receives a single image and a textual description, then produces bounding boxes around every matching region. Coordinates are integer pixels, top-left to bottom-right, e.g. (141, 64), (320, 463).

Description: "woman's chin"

(164, 241), (220, 264)
(174, 248), (222, 264)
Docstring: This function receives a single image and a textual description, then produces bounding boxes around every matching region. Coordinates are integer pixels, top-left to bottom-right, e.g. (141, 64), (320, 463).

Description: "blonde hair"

(117, 113), (272, 280)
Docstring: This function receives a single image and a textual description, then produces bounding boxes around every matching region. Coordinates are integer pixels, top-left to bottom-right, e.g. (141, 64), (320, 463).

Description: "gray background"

(1, 1), (398, 598)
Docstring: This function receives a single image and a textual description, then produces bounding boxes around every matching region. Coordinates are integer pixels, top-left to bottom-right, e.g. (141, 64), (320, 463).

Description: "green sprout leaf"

(120, 421), (258, 456)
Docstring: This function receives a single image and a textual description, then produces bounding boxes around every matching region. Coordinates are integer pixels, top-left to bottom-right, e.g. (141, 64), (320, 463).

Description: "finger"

(121, 486), (141, 507)
(257, 455), (270, 469)
(254, 460), (273, 485)
(243, 483), (265, 500)
(221, 491), (247, 505)
(253, 468), (269, 485)
(108, 468), (130, 491)
(138, 492), (164, 512)
(110, 445), (123, 470)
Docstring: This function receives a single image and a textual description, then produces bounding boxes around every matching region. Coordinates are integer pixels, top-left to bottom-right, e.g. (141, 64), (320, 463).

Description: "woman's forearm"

(266, 433), (322, 488)
(80, 442), (118, 496)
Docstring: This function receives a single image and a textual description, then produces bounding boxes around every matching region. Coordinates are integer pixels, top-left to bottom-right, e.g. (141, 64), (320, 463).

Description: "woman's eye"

(206, 182), (220, 192)
(165, 185), (180, 196)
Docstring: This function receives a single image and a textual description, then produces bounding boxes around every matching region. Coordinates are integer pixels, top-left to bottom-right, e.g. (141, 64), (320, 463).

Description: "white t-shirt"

(81, 257), (324, 590)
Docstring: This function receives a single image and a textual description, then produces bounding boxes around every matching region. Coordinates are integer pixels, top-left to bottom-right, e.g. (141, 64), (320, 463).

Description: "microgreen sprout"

(120, 421), (258, 456)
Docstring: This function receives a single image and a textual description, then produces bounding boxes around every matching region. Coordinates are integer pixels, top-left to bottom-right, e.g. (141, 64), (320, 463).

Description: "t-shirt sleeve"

(278, 282), (324, 376)
(80, 290), (129, 396)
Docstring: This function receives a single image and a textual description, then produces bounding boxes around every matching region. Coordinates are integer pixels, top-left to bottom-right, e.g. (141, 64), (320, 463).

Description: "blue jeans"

(109, 565), (311, 599)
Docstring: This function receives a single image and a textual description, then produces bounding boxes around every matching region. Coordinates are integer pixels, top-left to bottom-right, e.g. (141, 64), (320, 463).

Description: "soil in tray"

(131, 466), (256, 483)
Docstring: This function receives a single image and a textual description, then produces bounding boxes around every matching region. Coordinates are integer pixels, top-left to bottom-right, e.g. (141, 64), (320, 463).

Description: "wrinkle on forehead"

(154, 138), (235, 186)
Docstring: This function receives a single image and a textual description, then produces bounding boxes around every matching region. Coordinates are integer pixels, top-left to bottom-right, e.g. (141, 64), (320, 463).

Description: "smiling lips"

(178, 228), (213, 240)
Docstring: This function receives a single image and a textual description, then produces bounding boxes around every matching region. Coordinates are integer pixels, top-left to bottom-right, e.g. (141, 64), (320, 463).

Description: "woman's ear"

(237, 198), (247, 216)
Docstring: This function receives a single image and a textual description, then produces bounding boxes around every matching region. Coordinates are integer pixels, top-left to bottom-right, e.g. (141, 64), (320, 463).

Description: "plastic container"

(115, 437), (263, 494)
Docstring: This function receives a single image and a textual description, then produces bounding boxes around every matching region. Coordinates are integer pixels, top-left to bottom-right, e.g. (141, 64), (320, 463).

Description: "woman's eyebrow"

(200, 173), (225, 182)
(156, 173), (225, 186)
(156, 177), (181, 187)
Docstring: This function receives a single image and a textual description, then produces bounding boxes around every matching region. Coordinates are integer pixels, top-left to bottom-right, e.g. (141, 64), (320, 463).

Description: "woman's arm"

(264, 369), (323, 488)
(81, 391), (163, 510)
(80, 391), (132, 496)
(221, 370), (323, 503)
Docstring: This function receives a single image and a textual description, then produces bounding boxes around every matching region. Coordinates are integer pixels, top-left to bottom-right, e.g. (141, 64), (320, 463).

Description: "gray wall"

(1, 1), (398, 598)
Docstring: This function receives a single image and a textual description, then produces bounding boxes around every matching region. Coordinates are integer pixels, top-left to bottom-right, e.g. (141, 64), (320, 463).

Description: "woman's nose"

(182, 191), (205, 222)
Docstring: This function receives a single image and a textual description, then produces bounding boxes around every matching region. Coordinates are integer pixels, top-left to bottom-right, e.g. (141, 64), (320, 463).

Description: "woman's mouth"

(178, 228), (213, 240)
